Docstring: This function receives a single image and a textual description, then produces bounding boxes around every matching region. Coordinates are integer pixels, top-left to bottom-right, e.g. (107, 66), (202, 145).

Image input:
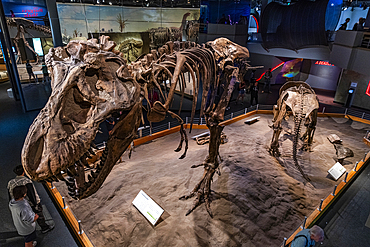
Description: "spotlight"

(109, 1), (112, 4)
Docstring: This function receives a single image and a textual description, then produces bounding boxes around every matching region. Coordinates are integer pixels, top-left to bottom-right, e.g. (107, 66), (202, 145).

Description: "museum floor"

(0, 80), (369, 247)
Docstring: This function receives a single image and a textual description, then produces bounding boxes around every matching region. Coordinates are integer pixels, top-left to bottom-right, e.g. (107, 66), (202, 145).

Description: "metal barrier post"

(362, 112), (365, 119)
(322, 107), (325, 114)
(245, 108), (247, 114)
(318, 199), (324, 211)
(256, 104), (259, 111)
(200, 118), (203, 125)
(168, 122), (171, 130)
(62, 196), (68, 209)
(364, 152), (368, 162)
(78, 220), (84, 234)
(139, 129), (142, 138)
(354, 161), (358, 172)
(282, 237), (287, 247)
(344, 108), (348, 116)
(231, 113), (233, 119)
(332, 185), (337, 196)
(343, 172), (348, 183)
(186, 117), (188, 124)
(302, 216), (307, 229)
(149, 127), (152, 136)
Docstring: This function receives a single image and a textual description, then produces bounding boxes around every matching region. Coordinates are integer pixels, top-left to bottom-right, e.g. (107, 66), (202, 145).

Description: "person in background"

(41, 62), (50, 83)
(26, 60), (36, 83)
(236, 79), (246, 104)
(218, 14), (226, 24)
(226, 15), (232, 25)
(352, 17), (365, 31)
(9, 185), (39, 247)
(250, 70), (259, 106)
(262, 68), (272, 94)
(291, 225), (324, 247)
(338, 18), (350, 30)
(8, 165), (54, 234)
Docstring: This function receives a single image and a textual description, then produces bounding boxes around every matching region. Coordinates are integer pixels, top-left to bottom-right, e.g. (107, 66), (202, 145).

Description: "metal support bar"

(322, 107), (325, 114)
(332, 185), (337, 196)
(231, 113), (233, 119)
(364, 152), (368, 162)
(62, 196), (68, 209)
(78, 220), (84, 234)
(282, 237), (287, 247)
(245, 108), (247, 114)
(168, 122), (170, 130)
(256, 104), (259, 111)
(344, 108), (348, 116)
(362, 112), (365, 119)
(318, 199), (324, 211)
(302, 216), (307, 229)
(343, 172), (348, 183)
(186, 117), (188, 124)
(354, 161), (358, 172)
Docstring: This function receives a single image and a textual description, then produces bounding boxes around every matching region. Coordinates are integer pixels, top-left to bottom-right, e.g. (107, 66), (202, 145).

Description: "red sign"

(22, 7), (44, 17)
(315, 61), (334, 66)
(366, 81), (370, 97)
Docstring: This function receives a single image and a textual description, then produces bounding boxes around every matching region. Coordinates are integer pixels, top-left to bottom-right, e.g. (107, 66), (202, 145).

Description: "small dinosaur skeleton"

(269, 81), (319, 182)
(6, 17), (51, 64)
(22, 35), (250, 217)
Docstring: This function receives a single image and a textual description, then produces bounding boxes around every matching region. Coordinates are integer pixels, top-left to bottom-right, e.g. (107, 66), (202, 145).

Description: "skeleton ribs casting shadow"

(269, 81), (319, 182)
(21, 35), (252, 217)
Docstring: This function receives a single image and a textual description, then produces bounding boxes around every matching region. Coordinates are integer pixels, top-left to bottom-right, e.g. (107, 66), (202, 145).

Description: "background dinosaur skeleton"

(6, 17), (51, 64)
(22, 35), (251, 217)
(269, 81), (319, 182)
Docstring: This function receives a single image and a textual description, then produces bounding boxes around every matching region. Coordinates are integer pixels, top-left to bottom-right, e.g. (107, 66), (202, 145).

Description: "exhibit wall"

(301, 60), (341, 91)
(57, 3), (200, 52)
(334, 69), (370, 110)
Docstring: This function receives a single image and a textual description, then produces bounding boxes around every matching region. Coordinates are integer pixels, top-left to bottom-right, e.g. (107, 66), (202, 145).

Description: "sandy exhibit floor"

(58, 114), (370, 246)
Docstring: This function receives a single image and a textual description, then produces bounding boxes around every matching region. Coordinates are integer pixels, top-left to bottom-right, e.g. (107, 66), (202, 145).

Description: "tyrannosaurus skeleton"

(269, 81), (319, 182)
(22, 35), (250, 217)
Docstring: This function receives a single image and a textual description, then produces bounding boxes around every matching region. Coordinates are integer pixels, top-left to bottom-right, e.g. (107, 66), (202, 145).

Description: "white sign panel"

(132, 190), (164, 225)
(328, 162), (346, 180)
(32, 38), (43, 56)
(350, 82), (358, 88)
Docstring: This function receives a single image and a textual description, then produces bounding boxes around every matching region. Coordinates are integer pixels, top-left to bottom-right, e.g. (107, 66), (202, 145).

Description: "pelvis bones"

(269, 81), (319, 182)
(22, 35), (250, 217)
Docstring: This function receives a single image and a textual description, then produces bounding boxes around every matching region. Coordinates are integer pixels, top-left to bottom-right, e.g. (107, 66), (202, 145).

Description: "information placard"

(328, 162), (346, 180)
(132, 190), (164, 225)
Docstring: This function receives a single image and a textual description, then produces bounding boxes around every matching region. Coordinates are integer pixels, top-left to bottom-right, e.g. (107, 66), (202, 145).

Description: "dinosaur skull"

(207, 38), (250, 68)
(22, 36), (143, 199)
